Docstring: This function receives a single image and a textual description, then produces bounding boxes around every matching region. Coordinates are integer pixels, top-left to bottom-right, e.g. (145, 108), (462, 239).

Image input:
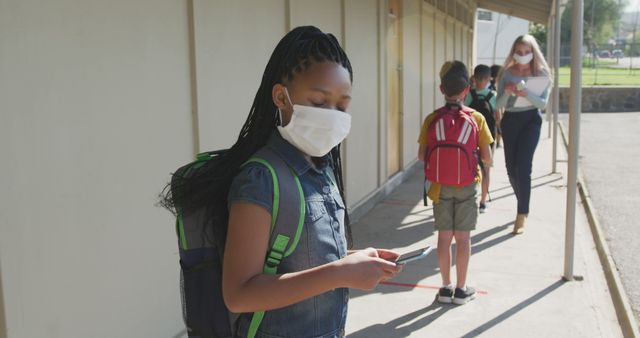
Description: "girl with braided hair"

(162, 26), (401, 338)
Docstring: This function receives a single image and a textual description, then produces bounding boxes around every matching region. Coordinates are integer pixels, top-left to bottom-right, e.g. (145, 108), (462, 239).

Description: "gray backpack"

(173, 146), (305, 338)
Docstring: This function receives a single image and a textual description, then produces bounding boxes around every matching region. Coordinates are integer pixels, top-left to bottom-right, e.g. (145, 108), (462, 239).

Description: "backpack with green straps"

(173, 146), (305, 338)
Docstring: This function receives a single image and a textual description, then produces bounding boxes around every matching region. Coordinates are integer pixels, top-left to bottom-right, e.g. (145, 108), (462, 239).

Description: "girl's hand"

(335, 248), (402, 290)
(515, 89), (528, 97)
(504, 82), (517, 95)
(375, 248), (401, 262)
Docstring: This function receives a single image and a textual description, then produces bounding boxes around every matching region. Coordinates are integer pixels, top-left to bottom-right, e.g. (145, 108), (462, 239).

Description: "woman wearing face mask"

(496, 34), (551, 235)
(164, 26), (401, 338)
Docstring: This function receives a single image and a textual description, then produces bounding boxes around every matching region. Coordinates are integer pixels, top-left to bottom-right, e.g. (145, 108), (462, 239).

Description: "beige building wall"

(0, 0), (194, 337)
(421, 5), (437, 121)
(434, 12), (447, 108)
(459, 23), (466, 60)
(290, 0), (343, 42)
(343, 0), (381, 205)
(447, 19), (456, 60)
(0, 1), (477, 337)
(401, 0), (422, 169)
(192, 0), (287, 151)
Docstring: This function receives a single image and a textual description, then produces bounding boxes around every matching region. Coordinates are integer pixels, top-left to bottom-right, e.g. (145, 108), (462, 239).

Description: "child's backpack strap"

(484, 91), (494, 103)
(470, 89), (479, 102)
(242, 146), (305, 338)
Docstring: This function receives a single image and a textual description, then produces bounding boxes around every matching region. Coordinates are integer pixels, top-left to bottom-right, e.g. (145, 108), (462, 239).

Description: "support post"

(546, 17), (553, 138)
(552, 0), (561, 173)
(564, 0), (584, 281)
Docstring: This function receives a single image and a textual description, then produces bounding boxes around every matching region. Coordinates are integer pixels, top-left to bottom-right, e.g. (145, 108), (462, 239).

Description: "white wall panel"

(344, 0), (380, 206)
(193, 0), (286, 150)
(422, 6), (437, 121)
(401, 0), (422, 168)
(290, 0), (343, 42)
(447, 19), (456, 60)
(0, 0), (193, 336)
(434, 13), (447, 108)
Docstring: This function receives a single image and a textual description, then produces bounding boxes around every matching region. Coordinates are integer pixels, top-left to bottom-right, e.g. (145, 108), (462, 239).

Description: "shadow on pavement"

(471, 222), (515, 257)
(347, 299), (455, 338)
(459, 280), (565, 338)
(349, 279), (565, 338)
(487, 176), (564, 203)
(349, 169), (563, 302)
(488, 172), (559, 194)
(350, 220), (516, 300)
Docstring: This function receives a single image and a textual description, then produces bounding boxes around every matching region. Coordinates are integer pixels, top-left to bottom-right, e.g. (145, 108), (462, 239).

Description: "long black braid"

(160, 26), (354, 249)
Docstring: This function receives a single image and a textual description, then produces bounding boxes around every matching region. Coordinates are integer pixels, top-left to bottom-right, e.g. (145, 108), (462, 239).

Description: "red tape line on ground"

(380, 281), (488, 295)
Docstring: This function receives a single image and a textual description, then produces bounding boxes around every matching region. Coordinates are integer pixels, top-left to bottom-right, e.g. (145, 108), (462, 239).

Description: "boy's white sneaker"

(437, 286), (454, 304)
(453, 286), (476, 305)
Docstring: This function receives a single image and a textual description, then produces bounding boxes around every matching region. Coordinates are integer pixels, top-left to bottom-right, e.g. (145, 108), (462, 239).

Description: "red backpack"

(424, 104), (479, 186)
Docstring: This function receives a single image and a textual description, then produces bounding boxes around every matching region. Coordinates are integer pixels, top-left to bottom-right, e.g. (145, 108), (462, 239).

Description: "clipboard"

(514, 76), (550, 108)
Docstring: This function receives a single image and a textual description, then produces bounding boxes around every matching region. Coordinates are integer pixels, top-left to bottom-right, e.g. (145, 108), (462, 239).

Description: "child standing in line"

(418, 61), (493, 305)
(465, 64), (499, 213)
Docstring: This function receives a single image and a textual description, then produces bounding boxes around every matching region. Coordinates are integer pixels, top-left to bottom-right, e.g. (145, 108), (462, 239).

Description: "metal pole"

(564, 0), (583, 281)
(546, 18), (553, 138)
(552, 0), (561, 174)
(492, 13), (503, 65)
(632, 10), (638, 72)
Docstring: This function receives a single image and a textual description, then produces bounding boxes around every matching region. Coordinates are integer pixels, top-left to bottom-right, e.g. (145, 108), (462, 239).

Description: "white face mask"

(513, 52), (533, 65)
(277, 88), (351, 157)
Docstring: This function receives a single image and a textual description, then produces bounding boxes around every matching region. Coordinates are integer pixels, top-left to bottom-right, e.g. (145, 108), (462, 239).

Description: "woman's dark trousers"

(500, 109), (542, 214)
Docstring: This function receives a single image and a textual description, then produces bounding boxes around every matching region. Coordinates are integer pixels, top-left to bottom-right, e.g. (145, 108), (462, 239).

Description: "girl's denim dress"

(228, 131), (349, 338)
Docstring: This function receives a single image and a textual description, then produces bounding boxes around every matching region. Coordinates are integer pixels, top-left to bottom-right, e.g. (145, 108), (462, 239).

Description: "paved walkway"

(345, 121), (623, 337)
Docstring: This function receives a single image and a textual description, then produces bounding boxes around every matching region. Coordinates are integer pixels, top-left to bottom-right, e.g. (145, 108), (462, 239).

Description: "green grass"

(581, 57), (618, 67)
(558, 67), (640, 86)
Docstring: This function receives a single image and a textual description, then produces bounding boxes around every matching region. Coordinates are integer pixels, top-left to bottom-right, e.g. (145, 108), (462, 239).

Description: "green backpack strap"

(174, 150), (227, 251)
(242, 147), (305, 338)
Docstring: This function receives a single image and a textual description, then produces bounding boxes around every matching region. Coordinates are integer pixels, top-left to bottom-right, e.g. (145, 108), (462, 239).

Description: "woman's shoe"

(513, 214), (527, 234)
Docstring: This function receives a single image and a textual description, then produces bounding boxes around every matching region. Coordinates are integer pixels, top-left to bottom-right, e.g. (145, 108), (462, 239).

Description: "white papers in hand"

(514, 76), (550, 108)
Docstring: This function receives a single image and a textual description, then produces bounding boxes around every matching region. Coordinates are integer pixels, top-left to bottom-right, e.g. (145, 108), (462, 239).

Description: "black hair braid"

(160, 26), (354, 248)
(329, 145), (353, 248)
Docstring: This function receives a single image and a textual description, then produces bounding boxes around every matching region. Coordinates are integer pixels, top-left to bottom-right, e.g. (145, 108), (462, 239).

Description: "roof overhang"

(476, 0), (554, 24)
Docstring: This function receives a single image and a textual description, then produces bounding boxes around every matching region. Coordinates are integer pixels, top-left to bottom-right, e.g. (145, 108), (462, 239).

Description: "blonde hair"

(499, 34), (551, 82)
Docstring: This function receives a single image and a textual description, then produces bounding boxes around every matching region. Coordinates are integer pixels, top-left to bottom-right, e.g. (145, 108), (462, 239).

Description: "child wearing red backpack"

(417, 61), (493, 305)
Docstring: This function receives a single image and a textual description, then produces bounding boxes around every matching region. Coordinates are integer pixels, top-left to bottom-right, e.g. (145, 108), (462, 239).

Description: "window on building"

(477, 10), (493, 21)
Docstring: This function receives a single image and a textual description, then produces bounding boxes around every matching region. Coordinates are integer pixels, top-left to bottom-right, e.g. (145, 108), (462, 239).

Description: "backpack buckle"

(266, 249), (284, 268)
(265, 234), (290, 269)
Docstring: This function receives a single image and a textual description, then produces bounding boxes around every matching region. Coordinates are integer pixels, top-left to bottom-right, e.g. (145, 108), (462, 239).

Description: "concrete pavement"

(345, 121), (624, 337)
(560, 113), (640, 324)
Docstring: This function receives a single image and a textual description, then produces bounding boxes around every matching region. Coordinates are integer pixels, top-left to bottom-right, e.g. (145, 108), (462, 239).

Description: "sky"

(627, 0), (640, 12)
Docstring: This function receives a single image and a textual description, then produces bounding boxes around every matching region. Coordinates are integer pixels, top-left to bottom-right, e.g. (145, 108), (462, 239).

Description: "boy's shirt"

(464, 88), (497, 112)
(418, 107), (494, 203)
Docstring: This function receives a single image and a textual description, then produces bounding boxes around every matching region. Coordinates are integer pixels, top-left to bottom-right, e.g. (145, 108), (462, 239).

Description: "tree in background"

(561, 0), (624, 66)
(530, 22), (547, 55)
(630, 10), (639, 57)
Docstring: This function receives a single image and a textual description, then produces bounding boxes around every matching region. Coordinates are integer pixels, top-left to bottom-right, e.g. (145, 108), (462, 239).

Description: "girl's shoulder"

(228, 162), (275, 214)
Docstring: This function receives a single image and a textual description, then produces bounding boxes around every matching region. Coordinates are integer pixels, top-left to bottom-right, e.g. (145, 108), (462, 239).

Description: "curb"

(558, 121), (640, 338)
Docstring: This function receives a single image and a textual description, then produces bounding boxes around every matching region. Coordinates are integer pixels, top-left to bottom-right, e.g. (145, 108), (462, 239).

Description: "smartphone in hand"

(395, 246), (432, 265)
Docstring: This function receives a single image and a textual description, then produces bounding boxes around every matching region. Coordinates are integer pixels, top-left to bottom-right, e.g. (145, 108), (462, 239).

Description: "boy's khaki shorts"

(433, 184), (478, 231)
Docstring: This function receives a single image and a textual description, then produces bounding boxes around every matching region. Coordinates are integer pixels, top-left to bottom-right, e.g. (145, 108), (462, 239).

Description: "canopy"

(476, 0), (554, 24)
